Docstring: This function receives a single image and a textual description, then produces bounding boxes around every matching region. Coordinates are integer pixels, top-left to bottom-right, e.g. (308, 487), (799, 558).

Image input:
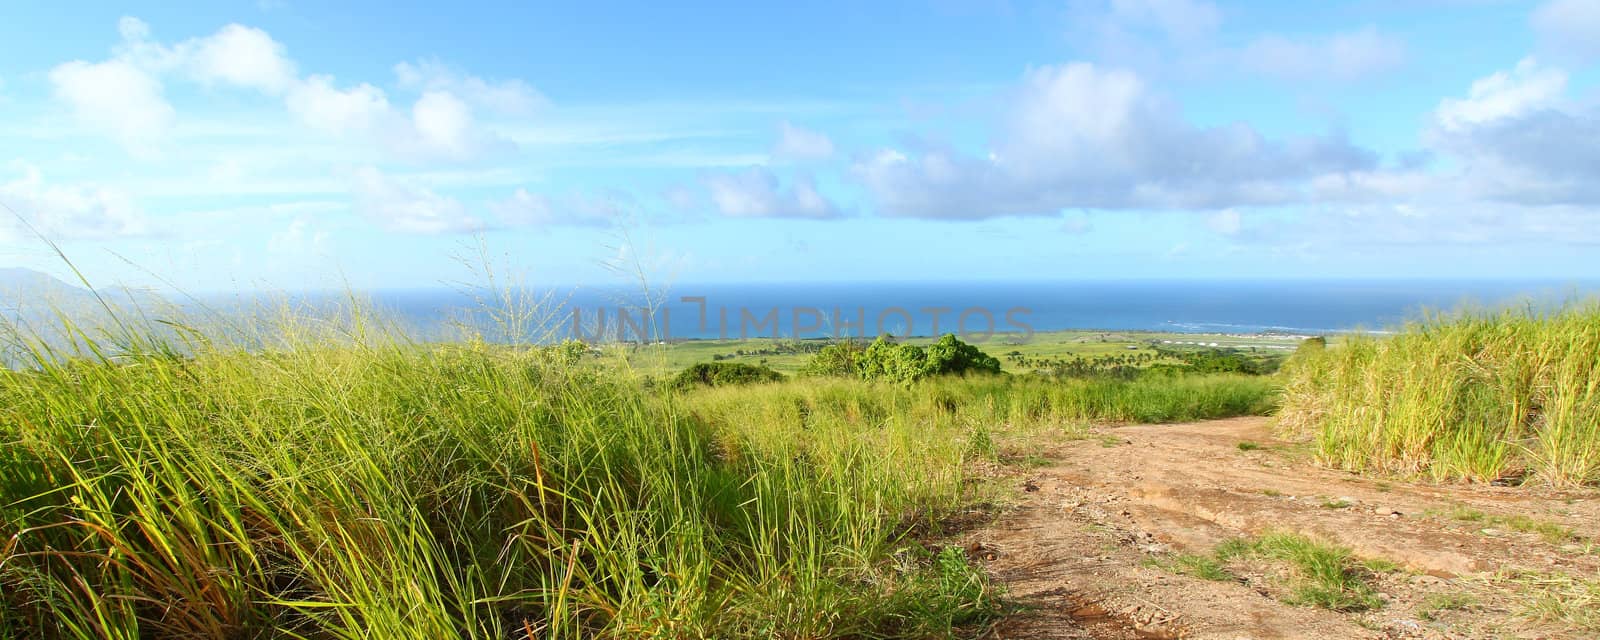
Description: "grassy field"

(0, 309), (1280, 639)
(1278, 303), (1600, 486)
(625, 329), (1307, 376)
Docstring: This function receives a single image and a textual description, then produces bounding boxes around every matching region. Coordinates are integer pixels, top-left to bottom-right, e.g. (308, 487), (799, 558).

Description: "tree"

(800, 334), (1000, 384)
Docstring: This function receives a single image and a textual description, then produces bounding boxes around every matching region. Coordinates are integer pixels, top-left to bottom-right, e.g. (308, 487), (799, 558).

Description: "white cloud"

(184, 24), (298, 94)
(51, 18), (514, 162)
(772, 121), (835, 161)
(350, 167), (483, 234)
(1532, 0), (1600, 60)
(1425, 59), (1600, 206)
(410, 91), (475, 156)
(393, 58), (545, 115)
(703, 168), (842, 219)
(855, 62), (1376, 219)
(1242, 27), (1407, 81)
(0, 165), (149, 240)
(1434, 58), (1566, 131)
(285, 75), (394, 135)
(46, 17), (298, 153)
(48, 58), (174, 153)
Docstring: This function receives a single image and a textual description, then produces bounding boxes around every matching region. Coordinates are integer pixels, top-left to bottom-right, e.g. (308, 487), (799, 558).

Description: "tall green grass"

(0, 302), (1277, 638)
(0, 311), (1004, 639)
(1278, 304), (1600, 486)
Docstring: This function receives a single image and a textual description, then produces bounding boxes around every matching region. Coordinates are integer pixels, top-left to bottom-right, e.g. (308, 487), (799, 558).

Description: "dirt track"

(967, 417), (1600, 639)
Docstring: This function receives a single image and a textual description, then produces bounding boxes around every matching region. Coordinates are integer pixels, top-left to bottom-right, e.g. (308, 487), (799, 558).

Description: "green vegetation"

(1158, 532), (1386, 612)
(1279, 304), (1600, 486)
(1250, 533), (1382, 612)
(624, 329), (1308, 377)
(0, 300), (1282, 639)
(1442, 506), (1578, 544)
(800, 334), (1002, 384)
(1151, 553), (1233, 582)
(669, 360), (785, 390)
(1417, 592), (1476, 621)
(0, 316), (1009, 639)
(1150, 347), (1285, 376)
(1237, 441), (1262, 451)
(1501, 571), (1600, 632)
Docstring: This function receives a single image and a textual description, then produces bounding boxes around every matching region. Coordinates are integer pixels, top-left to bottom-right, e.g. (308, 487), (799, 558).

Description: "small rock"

(1411, 574), (1449, 587)
(1023, 480), (1040, 492)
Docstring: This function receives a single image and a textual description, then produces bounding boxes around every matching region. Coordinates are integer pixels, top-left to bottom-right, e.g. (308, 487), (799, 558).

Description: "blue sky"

(1, 0), (1598, 292)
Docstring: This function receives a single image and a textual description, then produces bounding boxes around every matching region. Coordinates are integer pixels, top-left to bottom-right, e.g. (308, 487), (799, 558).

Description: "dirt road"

(968, 417), (1600, 639)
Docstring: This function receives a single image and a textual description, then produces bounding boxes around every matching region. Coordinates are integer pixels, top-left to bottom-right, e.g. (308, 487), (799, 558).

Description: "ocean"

(317, 279), (1600, 343)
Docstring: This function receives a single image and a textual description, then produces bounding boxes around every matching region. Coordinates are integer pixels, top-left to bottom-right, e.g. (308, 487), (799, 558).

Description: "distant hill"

(0, 267), (174, 360)
(0, 267), (99, 308)
(0, 267), (166, 312)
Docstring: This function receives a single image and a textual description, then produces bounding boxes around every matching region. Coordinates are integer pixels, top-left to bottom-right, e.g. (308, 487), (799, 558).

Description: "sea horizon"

(202, 277), (1600, 344)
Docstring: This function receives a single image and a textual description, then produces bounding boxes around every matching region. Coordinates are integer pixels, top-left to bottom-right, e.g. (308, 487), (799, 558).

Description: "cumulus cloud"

(772, 121), (836, 161)
(703, 168), (843, 219)
(854, 63), (1377, 219)
(1531, 0), (1600, 60)
(1426, 58), (1600, 206)
(49, 58), (174, 153)
(1224, 58), (1600, 248)
(1242, 27), (1407, 81)
(53, 17), (518, 162)
(350, 167), (483, 234)
(184, 23), (298, 93)
(48, 18), (301, 153)
(286, 75), (394, 135)
(1435, 58), (1566, 131)
(409, 91), (476, 155)
(0, 165), (148, 240)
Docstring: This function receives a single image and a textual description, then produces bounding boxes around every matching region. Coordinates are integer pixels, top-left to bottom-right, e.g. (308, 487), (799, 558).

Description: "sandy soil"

(965, 417), (1600, 639)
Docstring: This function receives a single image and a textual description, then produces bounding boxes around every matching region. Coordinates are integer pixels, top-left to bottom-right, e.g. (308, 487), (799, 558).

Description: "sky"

(1, 0), (1599, 293)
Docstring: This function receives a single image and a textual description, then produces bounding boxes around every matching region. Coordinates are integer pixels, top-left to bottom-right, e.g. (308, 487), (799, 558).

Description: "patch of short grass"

(1153, 533), (1386, 612)
(1148, 553), (1234, 582)
(1498, 571), (1600, 633)
(1252, 532), (1384, 611)
(1360, 558), (1400, 573)
(1237, 441), (1262, 451)
(1417, 591), (1476, 621)
(1447, 506), (1577, 544)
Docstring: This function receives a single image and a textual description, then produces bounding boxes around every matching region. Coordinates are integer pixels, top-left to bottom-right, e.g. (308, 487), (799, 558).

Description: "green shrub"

(803, 334), (1001, 384)
(671, 361), (785, 389)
